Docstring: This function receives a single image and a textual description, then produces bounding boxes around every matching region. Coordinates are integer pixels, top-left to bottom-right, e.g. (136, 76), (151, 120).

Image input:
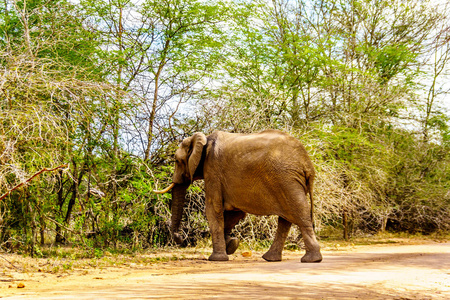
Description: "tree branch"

(0, 164), (68, 201)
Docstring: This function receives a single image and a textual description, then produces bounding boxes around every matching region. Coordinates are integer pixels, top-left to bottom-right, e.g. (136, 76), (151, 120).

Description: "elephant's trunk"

(170, 183), (189, 244)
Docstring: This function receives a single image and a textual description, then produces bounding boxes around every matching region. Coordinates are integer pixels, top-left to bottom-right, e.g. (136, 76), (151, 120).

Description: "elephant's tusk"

(153, 182), (175, 194)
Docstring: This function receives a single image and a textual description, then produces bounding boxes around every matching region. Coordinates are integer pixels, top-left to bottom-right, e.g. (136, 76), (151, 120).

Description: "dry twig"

(0, 164), (68, 201)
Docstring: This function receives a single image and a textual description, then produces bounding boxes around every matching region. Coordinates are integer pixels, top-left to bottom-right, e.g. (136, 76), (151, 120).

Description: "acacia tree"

(82, 0), (231, 161)
(0, 0), (126, 252)
(420, 1), (450, 144)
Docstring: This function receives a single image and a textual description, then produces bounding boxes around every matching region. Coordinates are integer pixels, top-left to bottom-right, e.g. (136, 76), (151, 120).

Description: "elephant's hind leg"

(299, 225), (322, 263)
(262, 217), (292, 262)
(286, 189), (322, 263)
(295, 215), (322, 263)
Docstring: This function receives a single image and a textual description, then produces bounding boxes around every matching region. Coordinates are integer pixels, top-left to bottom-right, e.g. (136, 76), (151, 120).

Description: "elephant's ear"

(188, 132), (207, 181)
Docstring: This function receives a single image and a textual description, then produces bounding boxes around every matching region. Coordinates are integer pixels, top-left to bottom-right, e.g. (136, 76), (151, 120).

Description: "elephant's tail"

(306, 175), (315, 230)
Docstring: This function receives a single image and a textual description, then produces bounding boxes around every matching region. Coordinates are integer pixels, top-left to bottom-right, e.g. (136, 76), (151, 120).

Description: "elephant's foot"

(262, 250), (282, 262)
(172, 232), (183, 245)
(208, 252), (229, 261)
(225, 237), (239, 255)
(301, 251), (322, 263)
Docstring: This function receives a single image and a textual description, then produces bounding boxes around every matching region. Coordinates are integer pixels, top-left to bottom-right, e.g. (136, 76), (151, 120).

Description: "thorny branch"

(0, 164), (68, 201)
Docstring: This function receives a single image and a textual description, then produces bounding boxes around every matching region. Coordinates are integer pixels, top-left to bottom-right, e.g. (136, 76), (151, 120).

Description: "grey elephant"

(154, 129), (322, 263)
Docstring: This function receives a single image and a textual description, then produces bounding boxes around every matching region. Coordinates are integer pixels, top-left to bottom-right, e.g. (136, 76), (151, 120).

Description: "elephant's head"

(153, 132), (207, 244)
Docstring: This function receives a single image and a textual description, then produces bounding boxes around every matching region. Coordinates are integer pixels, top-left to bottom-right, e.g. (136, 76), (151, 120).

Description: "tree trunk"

(55, 170), (65, 243)
(39, 214), (45, 245)
(381, 216), (388, 232)
(26, 192), (36, 257)
(144, 39), (170, 162)
(343, 209), (349, 241)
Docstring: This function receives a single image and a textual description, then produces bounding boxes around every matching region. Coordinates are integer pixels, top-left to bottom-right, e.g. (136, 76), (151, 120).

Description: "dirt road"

(1, 242), (449, 299)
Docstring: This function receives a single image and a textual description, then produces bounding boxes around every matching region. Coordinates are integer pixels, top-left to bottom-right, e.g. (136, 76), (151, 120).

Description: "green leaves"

(1, 0), (449, 252)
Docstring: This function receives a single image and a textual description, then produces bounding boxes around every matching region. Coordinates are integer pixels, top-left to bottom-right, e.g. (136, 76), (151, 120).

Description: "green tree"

(0, 0), (121, 253)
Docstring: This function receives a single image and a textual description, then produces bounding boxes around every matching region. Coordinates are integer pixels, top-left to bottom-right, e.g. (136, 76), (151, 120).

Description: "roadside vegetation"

(1, 0), (449, 258)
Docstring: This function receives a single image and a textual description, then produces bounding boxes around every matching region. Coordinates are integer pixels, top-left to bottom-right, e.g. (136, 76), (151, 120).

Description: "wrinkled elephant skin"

(165, 130), (322, 263)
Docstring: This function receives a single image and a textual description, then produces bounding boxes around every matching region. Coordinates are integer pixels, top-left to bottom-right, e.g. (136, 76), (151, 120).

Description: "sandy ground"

(1, 241), (449, 299)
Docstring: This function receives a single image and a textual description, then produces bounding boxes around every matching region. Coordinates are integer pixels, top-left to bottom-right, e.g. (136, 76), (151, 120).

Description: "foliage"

(0, 0), (449, 255)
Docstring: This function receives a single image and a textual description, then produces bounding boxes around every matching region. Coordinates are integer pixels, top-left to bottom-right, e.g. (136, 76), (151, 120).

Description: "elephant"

(154, 129), (322, 263)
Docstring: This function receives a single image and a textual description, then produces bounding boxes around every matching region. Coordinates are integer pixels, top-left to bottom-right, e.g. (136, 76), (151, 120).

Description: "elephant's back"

(216, 130), (313, 174)
(215, 130), (313, 190)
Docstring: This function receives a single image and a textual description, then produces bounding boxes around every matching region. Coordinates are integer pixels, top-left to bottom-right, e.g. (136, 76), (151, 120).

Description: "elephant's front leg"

(224, 210), (246, 255)
(205, 197), (228, 261)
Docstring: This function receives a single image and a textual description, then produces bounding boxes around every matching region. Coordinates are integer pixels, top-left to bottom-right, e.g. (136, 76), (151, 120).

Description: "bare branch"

(0, 164), (68, 201)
